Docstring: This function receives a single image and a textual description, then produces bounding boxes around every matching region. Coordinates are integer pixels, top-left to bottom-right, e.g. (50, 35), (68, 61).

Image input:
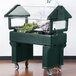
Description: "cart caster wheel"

(15, 63), (19, 70)
(25, 60), (28, 68)
(58, 67), (62, 72)
(47, 69), (53, 75)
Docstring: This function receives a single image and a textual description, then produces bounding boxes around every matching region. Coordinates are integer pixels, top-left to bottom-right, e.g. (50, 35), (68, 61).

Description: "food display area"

(4, 5), (72, 75)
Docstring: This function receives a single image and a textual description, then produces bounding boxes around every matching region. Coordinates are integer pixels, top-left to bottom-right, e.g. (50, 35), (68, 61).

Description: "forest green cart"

(4, 5), (72, 75)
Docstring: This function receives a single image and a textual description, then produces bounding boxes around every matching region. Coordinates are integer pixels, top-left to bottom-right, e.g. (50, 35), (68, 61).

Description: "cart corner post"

(4, 4), (30, 30)
(42, 5), (72, 75)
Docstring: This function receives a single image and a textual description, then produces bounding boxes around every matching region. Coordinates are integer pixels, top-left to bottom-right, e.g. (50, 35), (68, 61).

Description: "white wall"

(58, 0), (76, 56)
(0, 0), (76, 56)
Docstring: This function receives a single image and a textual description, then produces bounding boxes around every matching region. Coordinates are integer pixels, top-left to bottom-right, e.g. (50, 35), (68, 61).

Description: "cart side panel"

(42, 45), (65, 69)
(58, 46), (64, 65)
(51, 33), (67, 46)
(10, 31), (51, 45)
(42, 46), (59, 69)
(10, 42), (33, 63)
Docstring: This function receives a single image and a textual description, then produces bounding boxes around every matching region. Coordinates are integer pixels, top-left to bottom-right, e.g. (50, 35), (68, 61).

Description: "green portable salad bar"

(4, 5), (72, 75)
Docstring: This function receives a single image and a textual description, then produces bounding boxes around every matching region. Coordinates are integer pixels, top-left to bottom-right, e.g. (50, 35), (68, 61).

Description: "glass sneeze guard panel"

(11, 18), (25, 27)
(9, 6), (30, 16)
(11, 6), (55, 27)
(53, 21), (66, 30)
(23, 6), (54, 20)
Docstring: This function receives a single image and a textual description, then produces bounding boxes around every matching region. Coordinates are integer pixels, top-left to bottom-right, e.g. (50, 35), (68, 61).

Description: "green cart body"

(4, 5), (72, 69)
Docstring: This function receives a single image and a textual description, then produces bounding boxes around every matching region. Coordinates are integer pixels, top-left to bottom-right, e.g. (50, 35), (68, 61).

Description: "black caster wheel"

(58, 66), (62, 72)
(15, 63), (19, 70)
(25, 60), (28, 68)
(47, 69), (53, 75)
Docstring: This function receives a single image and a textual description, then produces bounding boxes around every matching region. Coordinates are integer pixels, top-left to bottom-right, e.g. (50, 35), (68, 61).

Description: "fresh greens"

(17, 22), (38, 33)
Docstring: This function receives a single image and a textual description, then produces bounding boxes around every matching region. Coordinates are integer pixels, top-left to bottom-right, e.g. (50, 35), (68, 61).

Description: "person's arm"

(35, 19), (50, 28)
(45, 20), (50, 24)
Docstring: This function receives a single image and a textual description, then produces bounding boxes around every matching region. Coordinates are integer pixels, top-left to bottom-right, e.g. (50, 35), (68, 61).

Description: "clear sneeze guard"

(10, 6), (55, 29)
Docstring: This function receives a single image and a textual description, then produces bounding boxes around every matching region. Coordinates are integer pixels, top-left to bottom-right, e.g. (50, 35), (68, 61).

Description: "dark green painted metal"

(10, 32), (66, 46)
(48, 7), (72, 33)
(42, 44), (65, 69)
(4, 5), (20, 17)
(48, 6), (72, 33)
(4, 5), (30, 29)
(49, 20), (53, 33)
(43, 46), (60, 69)
(25, 17), (28, 23)
(42, 33), (66, 69)
(4, 5), (72, 69)
(47, 6), (72, 20)
(10, 42), (33, 63)
(10, 31), (66, 67)
(51, 33), (67, 46)
(4, 5), (30, 17)
(8, 18), (12, 29)
(10, 31), (51, 46)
